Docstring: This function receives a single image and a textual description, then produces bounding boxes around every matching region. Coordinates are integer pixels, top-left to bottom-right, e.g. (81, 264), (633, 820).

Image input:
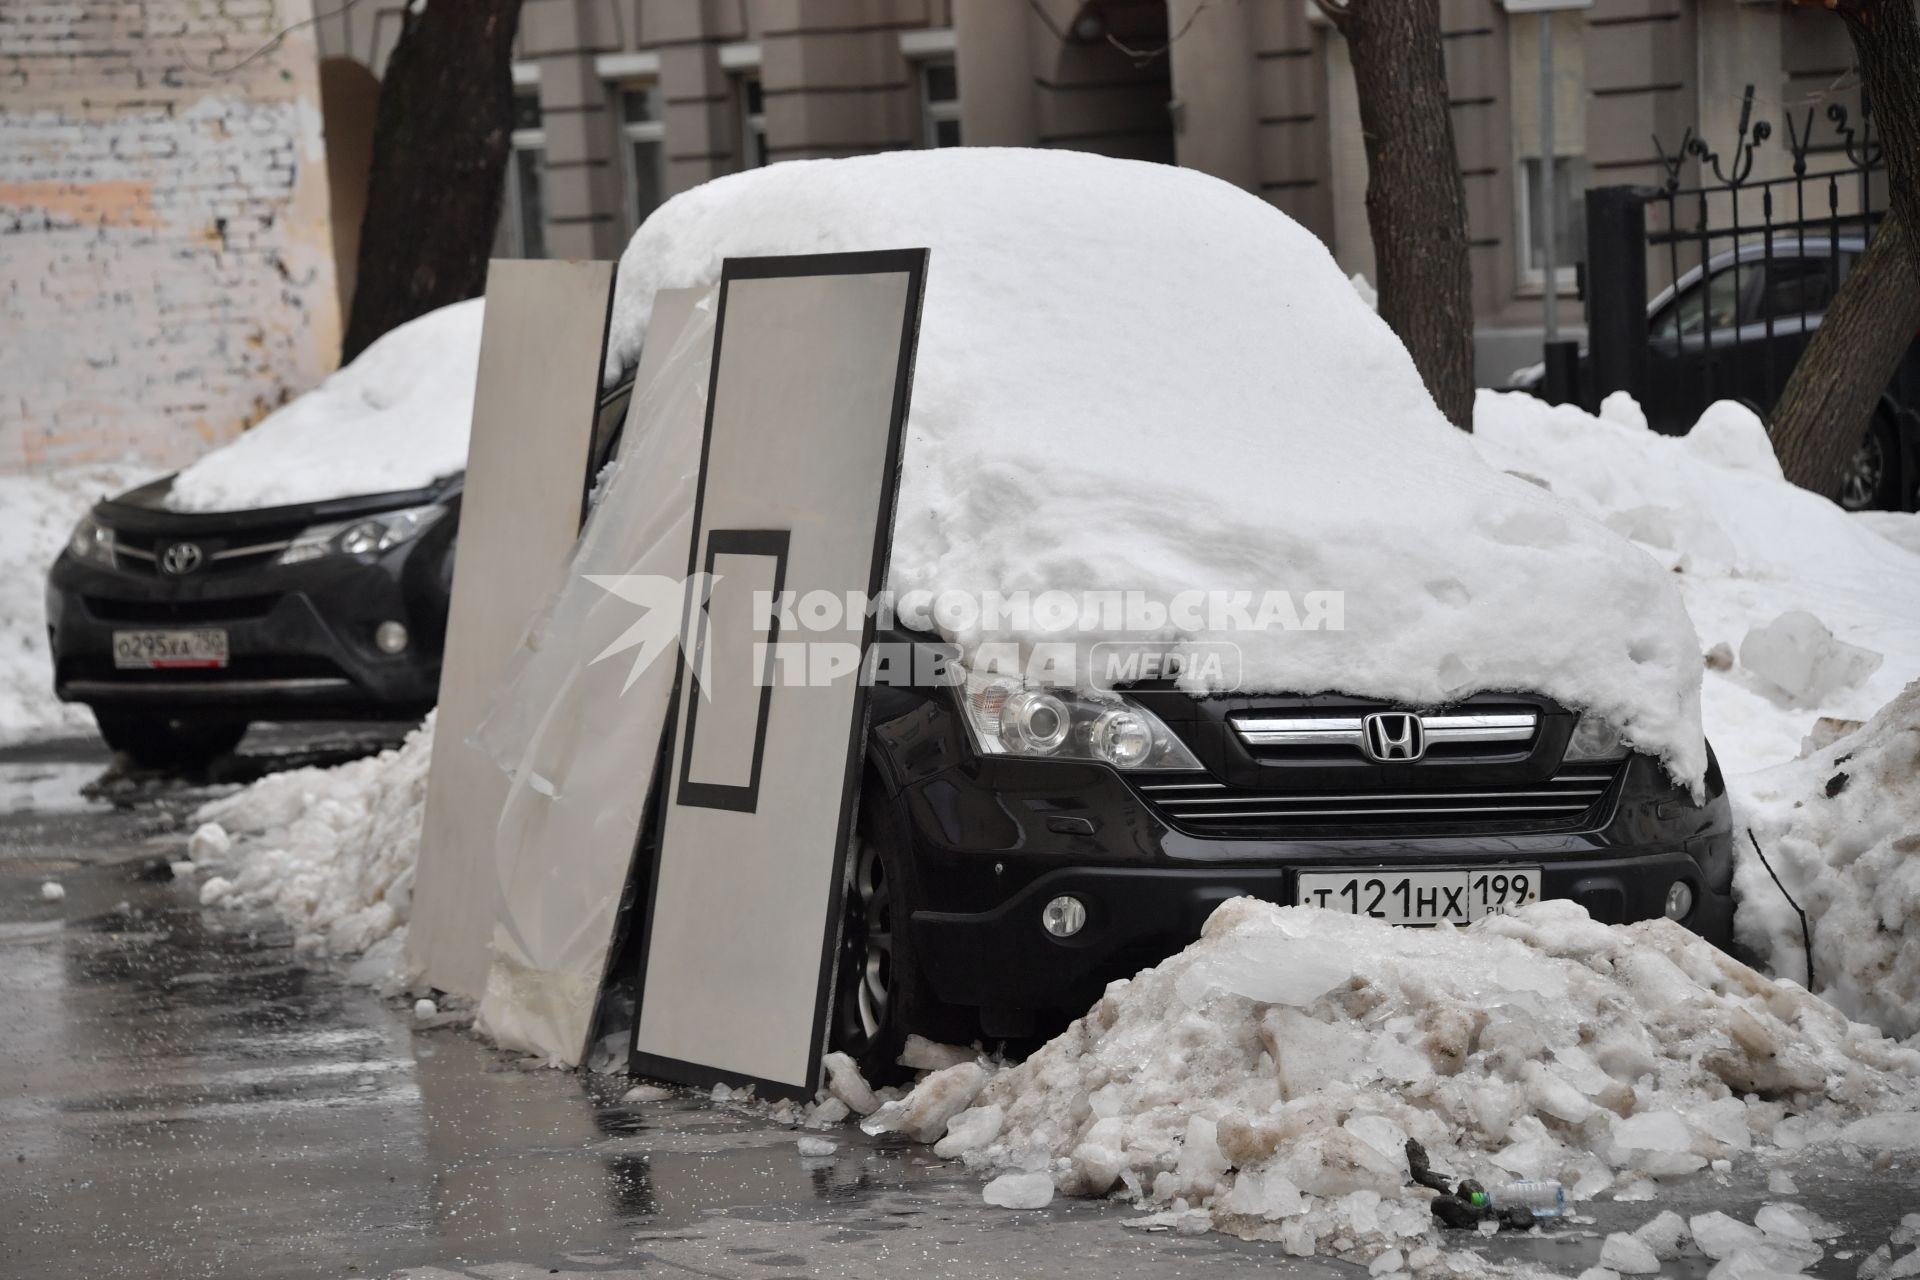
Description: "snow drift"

(0, 461), (151, 741)
(607, 149), (1707, 789)
(165, 300), (484, 513)
(192, 716), (431, 967)
(868, 897), (1920, 1256)
(1734, 681), (1920, 1039)
(1473, 390), (1920, 778)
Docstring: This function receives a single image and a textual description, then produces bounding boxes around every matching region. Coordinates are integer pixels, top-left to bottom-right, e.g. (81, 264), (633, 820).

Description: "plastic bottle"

(1477, 1179), (1566, 1219)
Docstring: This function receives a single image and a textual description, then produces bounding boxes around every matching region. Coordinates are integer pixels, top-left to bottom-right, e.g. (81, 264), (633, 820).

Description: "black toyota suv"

(44, 379), (636, 768)
(831, 631), (1732, 1077)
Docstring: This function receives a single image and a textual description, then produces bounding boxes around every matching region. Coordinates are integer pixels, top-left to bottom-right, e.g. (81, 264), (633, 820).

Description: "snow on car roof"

(165, 299), (484, 515)
(607, 148), (1707, 788)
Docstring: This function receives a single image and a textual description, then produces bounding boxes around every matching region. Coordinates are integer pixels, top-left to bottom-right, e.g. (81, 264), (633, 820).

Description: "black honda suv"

(44, 380), (635, 768)
(832, 629), (1732, 1077)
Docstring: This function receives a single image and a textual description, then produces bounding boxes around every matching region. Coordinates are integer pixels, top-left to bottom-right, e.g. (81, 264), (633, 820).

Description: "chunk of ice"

(983, 1171), (1054, 1209)
(1632, 1210), (1691, 1260)
(934, 1104), (1004, 1158)
(1175, 934), (1353, 1008)
(1738, 610), (1881, 707)
(1217, 1168), (1305, 1220)
(822, 1050), (881, 1116)
(1599, 1232), (1661, 1275)
(1690, 1211), (1765, 1260)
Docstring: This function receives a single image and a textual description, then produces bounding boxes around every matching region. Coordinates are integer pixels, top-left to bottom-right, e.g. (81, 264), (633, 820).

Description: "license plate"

(112, 629), (229, 670)
(1294, 866), (1542, 925)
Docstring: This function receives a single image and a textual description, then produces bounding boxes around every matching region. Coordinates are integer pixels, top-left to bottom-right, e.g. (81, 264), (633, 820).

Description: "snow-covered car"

(601, 150), (1737, 1080)
(44, 301), (634, 767)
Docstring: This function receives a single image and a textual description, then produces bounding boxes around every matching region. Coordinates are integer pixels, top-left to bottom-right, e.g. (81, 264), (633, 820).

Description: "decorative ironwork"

(1584, 82), (1891, 455)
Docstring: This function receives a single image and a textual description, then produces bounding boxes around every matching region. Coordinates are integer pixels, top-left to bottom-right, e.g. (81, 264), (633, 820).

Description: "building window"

(919, 57), (961, 148)
(737, 75), (767, 169)
(505, 91), (547, 259)
(1517, 155), (1586, 289)
(619, 83), (666, 232)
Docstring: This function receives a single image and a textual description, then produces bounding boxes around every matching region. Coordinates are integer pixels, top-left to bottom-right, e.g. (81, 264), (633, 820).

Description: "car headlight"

(958, 672), (1202, 771)
(67, 513), (115, 567)
(1565, 713), (1631, 762)
(278, 503), (448, 565)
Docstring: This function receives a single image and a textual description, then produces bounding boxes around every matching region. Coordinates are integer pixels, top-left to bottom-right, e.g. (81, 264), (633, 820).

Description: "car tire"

(1838, 412), (1902, 512)
(92, 708), (248, 772)
(830, 778), (974, 1085)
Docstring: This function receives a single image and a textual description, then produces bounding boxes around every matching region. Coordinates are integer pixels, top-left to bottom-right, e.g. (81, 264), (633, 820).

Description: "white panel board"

(406, 259), (615, 1001)
(633, 251), (927, 1099)
(470, 287), (715, 1064)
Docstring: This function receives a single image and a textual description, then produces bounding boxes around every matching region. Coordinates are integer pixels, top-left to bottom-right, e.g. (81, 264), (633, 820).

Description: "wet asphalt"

(1, 728), (1914, 1279)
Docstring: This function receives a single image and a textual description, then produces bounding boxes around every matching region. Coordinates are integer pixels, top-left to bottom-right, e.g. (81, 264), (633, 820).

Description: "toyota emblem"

(160, 542), (205, 575)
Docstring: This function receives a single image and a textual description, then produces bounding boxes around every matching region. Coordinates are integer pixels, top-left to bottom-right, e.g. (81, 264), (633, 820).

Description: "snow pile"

(1734, 680), (1920, 1039)
(0, 461), (153, 741)
(188, 716), (432, 971)
(1473, 390), (1920, 777)
(876, 897), (1920, 1259)
(166, 300), (483, 513)
(608, 149), (1708, 789)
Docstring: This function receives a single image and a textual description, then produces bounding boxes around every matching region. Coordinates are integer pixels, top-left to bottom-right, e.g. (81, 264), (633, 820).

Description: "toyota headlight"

(958, 673), (1202, 771)
(67, 513), (115, 567)
(278, 503), (448, 565)
(1565, 713), (1631, 762)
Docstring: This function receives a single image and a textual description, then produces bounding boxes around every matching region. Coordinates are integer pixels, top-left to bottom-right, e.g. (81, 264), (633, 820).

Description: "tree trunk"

(340, 0), (526, 364)
(1323, 0), (1478, 430)
(1770, 0), (1920, 502)
(1770, 214), (1920, 493)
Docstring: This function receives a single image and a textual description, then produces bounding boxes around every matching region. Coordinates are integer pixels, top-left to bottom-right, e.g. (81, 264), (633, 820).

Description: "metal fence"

(1583, 84), (1889, 433)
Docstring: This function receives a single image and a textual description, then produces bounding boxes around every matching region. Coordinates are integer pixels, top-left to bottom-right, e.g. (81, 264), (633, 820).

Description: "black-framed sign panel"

(629, 249), (928, 1100)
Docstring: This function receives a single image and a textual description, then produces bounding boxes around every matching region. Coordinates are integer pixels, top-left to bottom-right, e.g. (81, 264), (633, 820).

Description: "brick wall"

(0, 0), (338, 473)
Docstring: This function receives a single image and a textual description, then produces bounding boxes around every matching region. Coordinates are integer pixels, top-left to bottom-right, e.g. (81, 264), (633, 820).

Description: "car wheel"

(830, 781), (972, 1085)
(92, 708), (248, 772)
(1837, 413), (1901, 512)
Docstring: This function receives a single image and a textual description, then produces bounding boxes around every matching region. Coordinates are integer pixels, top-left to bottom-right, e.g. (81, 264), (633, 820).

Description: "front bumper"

(46, 545), (448, 719)
(880, 743), (1733, 1015)
(912, 847), (1733, 1013)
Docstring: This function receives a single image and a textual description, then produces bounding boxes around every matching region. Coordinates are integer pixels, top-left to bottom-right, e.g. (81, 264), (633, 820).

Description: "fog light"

(374, 621), (409, 654)
(1089, 707), (1154, 770)
(1664, 880), (1694, 921)
(1041, 895), (1086, 938)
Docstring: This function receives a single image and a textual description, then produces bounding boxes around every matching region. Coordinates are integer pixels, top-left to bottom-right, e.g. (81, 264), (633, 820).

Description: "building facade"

(1, 0), (340, 471)
(318, 0), (1864, 386)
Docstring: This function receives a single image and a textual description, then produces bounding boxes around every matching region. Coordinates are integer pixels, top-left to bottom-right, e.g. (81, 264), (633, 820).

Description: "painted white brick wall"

(0, 0), (338, 473)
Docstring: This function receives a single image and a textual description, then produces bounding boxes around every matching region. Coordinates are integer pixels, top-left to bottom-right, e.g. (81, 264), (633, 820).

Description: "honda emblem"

(1362, 712), (1425, 762)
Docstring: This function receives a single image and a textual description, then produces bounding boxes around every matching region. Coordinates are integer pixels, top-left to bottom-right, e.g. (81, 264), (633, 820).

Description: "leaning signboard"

(631, 250), (927, 1099)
